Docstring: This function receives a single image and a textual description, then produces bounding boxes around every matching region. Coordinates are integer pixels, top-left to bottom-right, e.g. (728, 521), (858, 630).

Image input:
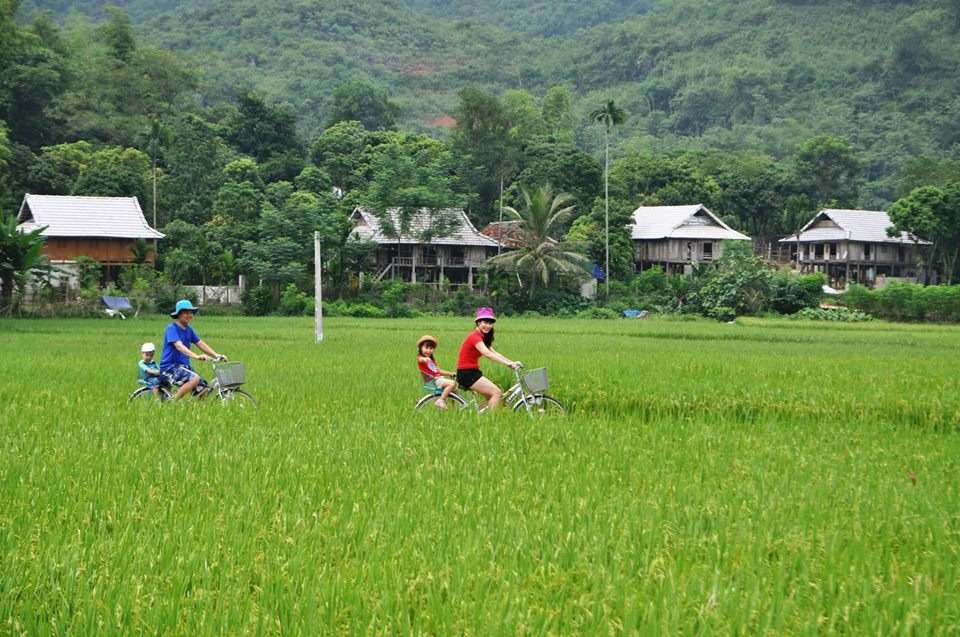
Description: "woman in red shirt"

(456, 307), (522, 410)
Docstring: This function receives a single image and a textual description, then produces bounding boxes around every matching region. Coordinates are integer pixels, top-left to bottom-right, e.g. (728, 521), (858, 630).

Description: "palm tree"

(589, 99), (626, 299)
(0, 211), (48, 313)
(486, 185), (590, 294)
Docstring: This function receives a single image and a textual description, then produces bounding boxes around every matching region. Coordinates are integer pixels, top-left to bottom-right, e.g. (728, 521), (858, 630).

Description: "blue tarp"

(591, 263), (605, 281)
(101, 296), (133, 311)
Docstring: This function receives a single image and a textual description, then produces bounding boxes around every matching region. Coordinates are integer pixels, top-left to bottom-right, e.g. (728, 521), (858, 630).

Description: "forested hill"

(16, 0), (960, 204)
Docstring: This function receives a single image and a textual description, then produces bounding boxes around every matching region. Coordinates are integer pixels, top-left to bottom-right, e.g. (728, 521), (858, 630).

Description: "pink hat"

(475, 306), (496, 323)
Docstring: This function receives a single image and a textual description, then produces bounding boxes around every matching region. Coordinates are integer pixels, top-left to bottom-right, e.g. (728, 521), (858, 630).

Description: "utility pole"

(498, 175), (504, 255)
(604, 129), (609, 300)
(314, 231), (324, 343)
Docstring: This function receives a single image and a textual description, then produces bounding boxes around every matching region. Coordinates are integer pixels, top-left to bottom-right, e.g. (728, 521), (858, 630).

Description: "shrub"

(242, 285), (276, 316)
(840, 284), (875, 314)
(792, 307), (872, 322)
(770, 272), (824, 314)
(279, 283), (308, 316)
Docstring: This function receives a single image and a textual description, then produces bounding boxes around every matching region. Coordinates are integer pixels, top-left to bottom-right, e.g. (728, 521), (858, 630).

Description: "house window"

(864, 243), (872, 260)
(829, 243), (837, 259)
(898, 245), (905, 263)
(814, 244), (824, 259)
(702, 242), (713, 260)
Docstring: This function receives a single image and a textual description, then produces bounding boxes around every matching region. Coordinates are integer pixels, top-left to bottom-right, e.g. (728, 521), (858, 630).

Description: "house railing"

(389, 256), (486, 267)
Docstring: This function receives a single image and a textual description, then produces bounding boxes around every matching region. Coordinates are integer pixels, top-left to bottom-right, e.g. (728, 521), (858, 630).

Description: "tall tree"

(450, 88), (516, 224)
(326, 79), (400, 131)
(222, 92), (302, 164)
(589, 99), (626, 297)
(794, 135), (860, 208)
(486, 185), (589, 295)
(888, 184), (960, 284)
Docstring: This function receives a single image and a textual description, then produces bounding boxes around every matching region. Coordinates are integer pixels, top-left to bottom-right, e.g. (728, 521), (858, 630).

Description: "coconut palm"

(486, 185), (590, 294)
(589, 99), (627, 298)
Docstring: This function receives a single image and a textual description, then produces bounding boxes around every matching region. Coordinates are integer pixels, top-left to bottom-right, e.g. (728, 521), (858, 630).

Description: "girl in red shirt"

(417, 335), (457, 409)
(456, 307), (522, 410)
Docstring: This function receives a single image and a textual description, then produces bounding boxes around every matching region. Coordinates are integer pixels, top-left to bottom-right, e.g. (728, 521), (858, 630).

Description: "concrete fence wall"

(184, 285), (243, 305)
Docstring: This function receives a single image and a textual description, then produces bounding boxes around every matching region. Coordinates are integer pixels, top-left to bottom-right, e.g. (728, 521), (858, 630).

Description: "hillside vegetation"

(17, 0), (960, 202)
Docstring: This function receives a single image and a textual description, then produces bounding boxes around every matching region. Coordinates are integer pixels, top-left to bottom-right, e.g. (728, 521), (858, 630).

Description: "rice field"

(1, 315), (959, 635)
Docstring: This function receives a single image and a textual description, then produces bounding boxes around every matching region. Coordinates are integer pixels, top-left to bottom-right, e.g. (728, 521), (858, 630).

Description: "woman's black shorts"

(456, 368), (483, 389)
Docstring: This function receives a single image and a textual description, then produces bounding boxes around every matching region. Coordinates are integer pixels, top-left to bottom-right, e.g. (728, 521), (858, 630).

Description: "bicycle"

(128, 357), (257, 407)
(415, 366), (564, 415)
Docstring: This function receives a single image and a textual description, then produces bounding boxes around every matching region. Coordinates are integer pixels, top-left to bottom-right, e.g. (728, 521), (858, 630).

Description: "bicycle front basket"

(522, 367), (549, 393)
(215, 362), (246, 387)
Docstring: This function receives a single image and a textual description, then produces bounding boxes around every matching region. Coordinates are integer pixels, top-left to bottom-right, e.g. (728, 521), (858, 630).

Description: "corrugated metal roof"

(779, 209), (931, 244)
(351, 207), (499, 247)
(631, 204), (750, 241)
(16, 194), (164, 239)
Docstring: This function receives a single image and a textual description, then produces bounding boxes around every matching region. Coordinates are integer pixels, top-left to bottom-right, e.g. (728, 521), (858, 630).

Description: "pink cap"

(475, 306), (496, 323)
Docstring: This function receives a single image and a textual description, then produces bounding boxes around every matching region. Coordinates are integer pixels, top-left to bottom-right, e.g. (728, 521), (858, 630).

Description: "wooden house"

(350, 207), (499, 287)
(778, 209), (931, 288)
(632, 204), (751, 274)
(16, 194), (164, 285)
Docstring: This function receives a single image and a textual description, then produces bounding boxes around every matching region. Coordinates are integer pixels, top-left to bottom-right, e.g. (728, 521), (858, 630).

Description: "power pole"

(314, 231), (324, 343)
(498, 175), (504, 255)
(604, 125), (610, 300)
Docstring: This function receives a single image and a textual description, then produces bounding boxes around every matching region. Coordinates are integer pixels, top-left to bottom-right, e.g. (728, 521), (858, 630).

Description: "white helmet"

(141, 342), (156, 353)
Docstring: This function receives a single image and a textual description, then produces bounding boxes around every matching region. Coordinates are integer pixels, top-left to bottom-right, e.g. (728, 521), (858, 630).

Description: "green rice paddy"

(1, 316), (958, 634)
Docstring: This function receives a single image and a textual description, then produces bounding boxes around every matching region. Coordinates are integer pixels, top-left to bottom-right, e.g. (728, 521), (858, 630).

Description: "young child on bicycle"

(138, 342), (166, 398)
(417, 335), (456, 409)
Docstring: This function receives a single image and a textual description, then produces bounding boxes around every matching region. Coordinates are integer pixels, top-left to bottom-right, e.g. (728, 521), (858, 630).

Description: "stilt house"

(632, 204), (751, 274)
(350, 207), (498, 288)
(778, 209), (931, 288)
(15, 194), (164, 285)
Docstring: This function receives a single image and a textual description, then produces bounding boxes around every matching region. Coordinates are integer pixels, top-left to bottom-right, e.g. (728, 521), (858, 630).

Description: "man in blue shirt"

(160, 299), (228, 400)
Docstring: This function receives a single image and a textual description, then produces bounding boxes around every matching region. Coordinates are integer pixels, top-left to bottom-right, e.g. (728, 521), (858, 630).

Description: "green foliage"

(769, 272), (825, 315)
(240, 284), (276, 316)
(278, 282), (308, 316)
(889, 183), (960, 284)
(792, 307), (872, 322)
(690, 242), (772, 320)
(326, 78), (399, 131)
(0, 207), (47, 312)
(841, 282), (960, 322)
(794, 135), (860, 208)
(72, 146), (150, 200)
(222, 92), (302, 166)
(486, 185), (590, 294)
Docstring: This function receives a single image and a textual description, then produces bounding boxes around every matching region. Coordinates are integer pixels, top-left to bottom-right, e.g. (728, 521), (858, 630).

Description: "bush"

(839, 284), (875, 314)
(792, 307), (872, 322)
(770, 272), (824, 314)
(279, 283), (308, 316)
(242, 285), (276, 316)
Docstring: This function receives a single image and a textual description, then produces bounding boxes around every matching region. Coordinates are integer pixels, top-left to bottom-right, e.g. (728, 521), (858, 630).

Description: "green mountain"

(18, 0), (960, 205)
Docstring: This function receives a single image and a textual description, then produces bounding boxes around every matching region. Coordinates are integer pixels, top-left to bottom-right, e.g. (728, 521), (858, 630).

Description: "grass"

(1, 315), (958, 634)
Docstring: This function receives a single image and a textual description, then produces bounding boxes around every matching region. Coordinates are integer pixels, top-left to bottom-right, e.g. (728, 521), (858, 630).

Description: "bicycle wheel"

(415, 392), (468, 411)
(128, 386), (172, 402)
(218, 388), (258, 408)
(512, 394), (564, 415)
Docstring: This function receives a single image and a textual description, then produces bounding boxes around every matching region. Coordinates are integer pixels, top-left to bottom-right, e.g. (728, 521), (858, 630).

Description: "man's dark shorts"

(163, 365), (208, 391)
(456, 368), (483, 390)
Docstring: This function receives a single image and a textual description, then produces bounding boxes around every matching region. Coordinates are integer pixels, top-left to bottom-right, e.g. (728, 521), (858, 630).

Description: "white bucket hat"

(141, 342), (156, 353)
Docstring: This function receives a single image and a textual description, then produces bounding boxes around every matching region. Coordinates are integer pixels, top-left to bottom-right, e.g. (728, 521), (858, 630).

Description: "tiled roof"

(351, 207), (498, 247)
(16, 194), (164, 239)
(631, 204), (750, 241)
(779, 209), (931, 244)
